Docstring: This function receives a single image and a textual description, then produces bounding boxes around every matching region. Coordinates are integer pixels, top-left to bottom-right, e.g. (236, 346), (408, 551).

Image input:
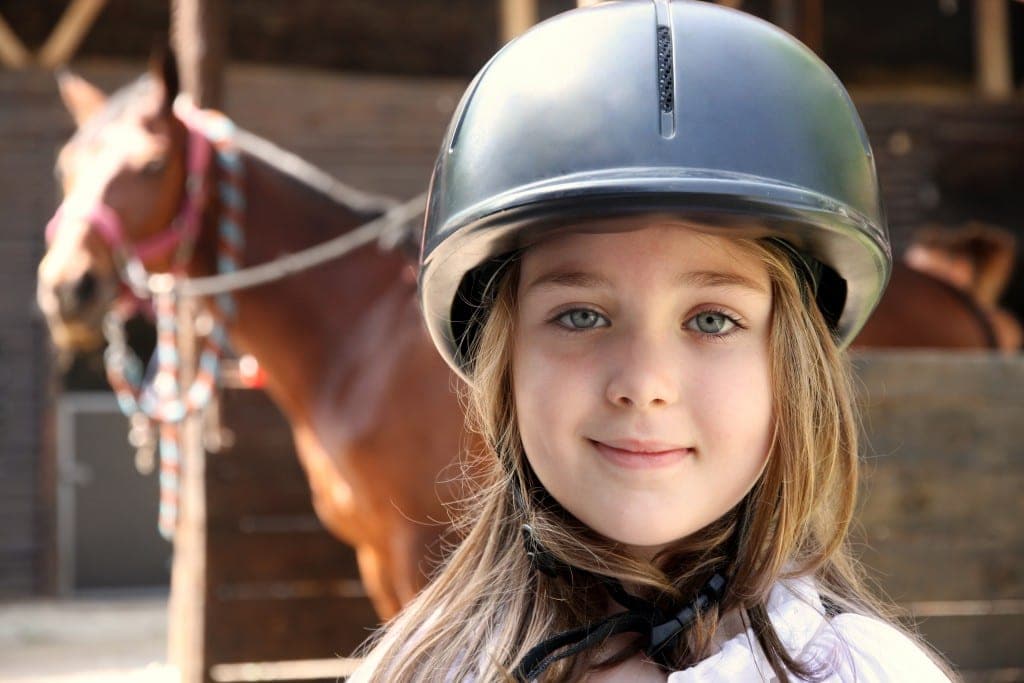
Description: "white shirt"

(666, 576), (951, 682)
(350, 576), (952, 682)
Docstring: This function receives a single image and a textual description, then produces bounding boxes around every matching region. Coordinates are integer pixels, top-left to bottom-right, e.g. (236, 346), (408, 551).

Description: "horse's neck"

(190, 140), (416, 422)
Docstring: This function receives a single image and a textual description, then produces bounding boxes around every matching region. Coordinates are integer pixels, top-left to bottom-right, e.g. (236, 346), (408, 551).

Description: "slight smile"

(589, 438), (695, 470)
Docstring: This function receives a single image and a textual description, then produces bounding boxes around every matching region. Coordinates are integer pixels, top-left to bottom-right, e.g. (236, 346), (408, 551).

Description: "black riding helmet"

(419, 0), (890, 383)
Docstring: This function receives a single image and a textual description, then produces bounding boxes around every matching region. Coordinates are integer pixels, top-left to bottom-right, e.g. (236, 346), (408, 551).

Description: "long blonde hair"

(351, 236), (953, 682)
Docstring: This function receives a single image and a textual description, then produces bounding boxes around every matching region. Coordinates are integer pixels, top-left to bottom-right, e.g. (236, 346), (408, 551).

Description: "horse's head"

(37, 49), (190, 352)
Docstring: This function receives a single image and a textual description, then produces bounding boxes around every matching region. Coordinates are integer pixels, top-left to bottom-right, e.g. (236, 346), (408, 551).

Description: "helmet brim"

(421, 169), (890, 383)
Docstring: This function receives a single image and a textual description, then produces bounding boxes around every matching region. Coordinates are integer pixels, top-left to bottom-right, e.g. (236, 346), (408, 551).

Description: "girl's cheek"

(687, 345), (769, 407)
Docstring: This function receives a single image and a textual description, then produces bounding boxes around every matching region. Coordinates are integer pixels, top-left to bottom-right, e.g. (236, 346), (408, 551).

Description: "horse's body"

(37, 58), (469, 617)
(198, 140), (470, 616)
(856, 262), (1002, 350)
(37, 57), (1018, 621)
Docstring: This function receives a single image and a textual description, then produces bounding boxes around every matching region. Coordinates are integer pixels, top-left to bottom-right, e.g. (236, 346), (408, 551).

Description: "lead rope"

(103, 108), (243, 539)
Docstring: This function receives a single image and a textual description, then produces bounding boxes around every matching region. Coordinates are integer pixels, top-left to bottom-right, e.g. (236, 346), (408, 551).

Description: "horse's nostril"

(56, 272), (99, 317)
(74, 271), (98, 304)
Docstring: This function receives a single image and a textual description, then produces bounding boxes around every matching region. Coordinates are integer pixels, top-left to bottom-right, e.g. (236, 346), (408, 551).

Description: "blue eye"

(556, 308), (608, 330)
(687, 311), (736, 335)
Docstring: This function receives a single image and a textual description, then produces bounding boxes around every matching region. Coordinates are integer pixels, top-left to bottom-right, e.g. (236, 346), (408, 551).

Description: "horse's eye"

(142, 158), (167, 175)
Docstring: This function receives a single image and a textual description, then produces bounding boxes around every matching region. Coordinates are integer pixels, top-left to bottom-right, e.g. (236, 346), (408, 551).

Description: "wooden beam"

(799, 0), (824, 56)
(772, 0), (798, 36)
(0, 12), (31, 68)
(171, 0), (228, 109)
(37, 0), (108, 69)
(974, 0), (1013, 99)
(501, 0), (538, 43)
(167, 297), (208, 683)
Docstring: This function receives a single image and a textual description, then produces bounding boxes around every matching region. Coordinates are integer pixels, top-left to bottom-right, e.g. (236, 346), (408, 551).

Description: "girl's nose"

(604, 334), (680, 409)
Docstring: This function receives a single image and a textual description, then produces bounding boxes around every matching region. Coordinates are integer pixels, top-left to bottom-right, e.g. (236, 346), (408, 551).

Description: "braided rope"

(103, 108), (244, 539)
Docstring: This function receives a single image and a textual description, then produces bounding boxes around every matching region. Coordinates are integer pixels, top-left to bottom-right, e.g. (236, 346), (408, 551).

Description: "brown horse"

(37, 56), (1016, 620)
(854, 261), (1014, 351)
(900, 222), (1022, 352)
(856, 222), (1022, 352)
(37, 54), (472, 618)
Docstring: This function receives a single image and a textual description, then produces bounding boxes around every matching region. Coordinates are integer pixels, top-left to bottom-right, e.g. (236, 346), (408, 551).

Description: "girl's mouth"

(589, 439), (695, 470)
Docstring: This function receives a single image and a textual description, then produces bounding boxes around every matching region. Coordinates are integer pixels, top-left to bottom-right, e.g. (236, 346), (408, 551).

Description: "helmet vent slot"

(657, 25), (674, 113)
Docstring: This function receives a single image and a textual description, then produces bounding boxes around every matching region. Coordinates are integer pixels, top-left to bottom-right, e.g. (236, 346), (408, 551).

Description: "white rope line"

(174, 191), (427, 298)
(233, 130), (398, 215)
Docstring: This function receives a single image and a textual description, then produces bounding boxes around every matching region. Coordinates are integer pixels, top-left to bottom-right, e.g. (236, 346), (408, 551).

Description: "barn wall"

(0, 70), (61, 596)
(0, 1), (1020, 83)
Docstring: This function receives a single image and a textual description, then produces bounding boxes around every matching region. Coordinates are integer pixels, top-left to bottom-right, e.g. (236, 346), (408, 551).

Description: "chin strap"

(514, 524), (728, 682)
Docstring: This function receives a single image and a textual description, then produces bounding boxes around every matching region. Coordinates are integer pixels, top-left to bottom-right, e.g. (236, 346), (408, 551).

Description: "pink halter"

(45, 106), (214, 268)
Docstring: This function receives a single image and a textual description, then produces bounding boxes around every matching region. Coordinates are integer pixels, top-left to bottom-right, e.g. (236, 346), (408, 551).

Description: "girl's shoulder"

(666, 577), (952, 682)
(811, 611), (950, 682)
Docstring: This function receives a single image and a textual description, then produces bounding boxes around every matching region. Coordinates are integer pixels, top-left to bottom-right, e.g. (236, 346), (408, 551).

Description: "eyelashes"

(548, 306), (747, 340)
(554, 308), (609, 330)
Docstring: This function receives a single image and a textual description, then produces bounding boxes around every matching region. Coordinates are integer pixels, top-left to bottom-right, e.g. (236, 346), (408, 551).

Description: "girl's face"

(513, 223), (774, 557)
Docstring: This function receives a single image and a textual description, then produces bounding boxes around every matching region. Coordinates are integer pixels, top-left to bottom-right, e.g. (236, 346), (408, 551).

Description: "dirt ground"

(0, 591), (175, 682)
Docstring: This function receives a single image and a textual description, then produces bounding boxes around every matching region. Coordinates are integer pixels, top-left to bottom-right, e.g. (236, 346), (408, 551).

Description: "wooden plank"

(209, 657), (360, 683)
(206, 528), (361, 585)
(207, 478), (317, 523)
(208, 390), (313, 523)
(916, 613), (1024, 672)
(205, 594), (379, 664)
(851, 352), (1024, 674)
(853, 352), (1024, 602)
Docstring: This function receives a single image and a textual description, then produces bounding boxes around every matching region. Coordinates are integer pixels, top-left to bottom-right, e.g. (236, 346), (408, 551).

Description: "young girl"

(350, 2), (955, 680)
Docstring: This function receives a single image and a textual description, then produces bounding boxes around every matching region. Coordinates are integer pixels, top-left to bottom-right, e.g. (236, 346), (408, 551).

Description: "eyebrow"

(525, 269), (767, 294)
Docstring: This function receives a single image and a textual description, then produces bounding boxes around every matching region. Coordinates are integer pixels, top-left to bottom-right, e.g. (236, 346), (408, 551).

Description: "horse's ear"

(56, 69), (106, 127)
(148, 42), (180, 116)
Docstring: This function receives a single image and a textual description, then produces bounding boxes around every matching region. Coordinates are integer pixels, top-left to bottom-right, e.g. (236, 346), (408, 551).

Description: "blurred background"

(1, 0), (1022, 681)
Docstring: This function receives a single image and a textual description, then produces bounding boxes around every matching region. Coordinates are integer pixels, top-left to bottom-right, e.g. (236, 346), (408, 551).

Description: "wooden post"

(167, 297), (208, 683)
(171, 0), (227, 109)
(772, 0), (798, 36)
(501, 0), (538, 43)
(799, 0), (824, 56)
(974, 0), (1013, 99)
(166, 3), (227, 675)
